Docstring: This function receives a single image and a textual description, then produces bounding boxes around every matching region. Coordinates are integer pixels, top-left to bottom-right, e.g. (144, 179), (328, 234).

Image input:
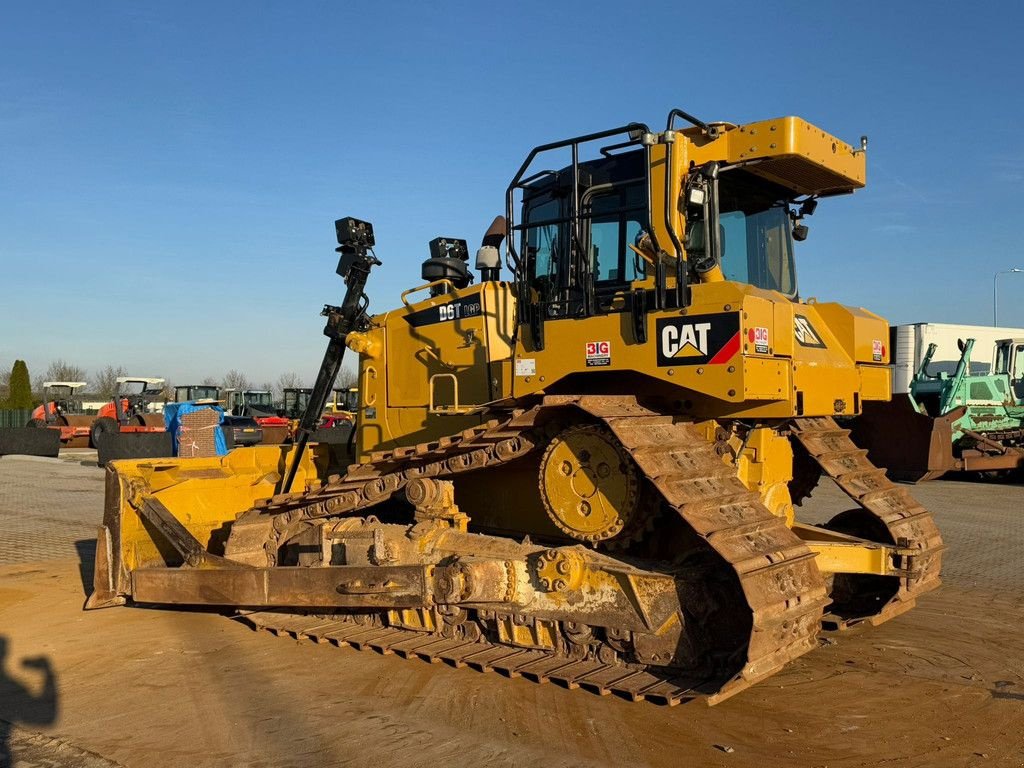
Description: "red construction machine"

(27, 381), (94, 447)
(89, 377), (167, 447)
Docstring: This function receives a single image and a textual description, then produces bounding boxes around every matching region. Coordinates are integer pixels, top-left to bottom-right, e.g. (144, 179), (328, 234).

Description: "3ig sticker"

(585, 341), (611, 367)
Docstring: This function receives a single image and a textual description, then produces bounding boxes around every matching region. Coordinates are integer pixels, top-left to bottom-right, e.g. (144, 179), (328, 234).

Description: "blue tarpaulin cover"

(163, 402), (228, 456)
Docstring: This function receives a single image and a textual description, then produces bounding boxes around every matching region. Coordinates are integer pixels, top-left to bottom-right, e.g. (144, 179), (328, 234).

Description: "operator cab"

(715, 169), (799, 297)
(507, 110), (859, 351)
(517, 147), (803, 317)
(40, 381), (88, 421)
(174, 385), (220, 403)
(282, 387), (313, 420)
(519, 148), (648, 317)
(993, 339), (1024, 400)
(332, 386), (359, 413)
(229, 389), (278, 418)
(112, 377), (165, 424)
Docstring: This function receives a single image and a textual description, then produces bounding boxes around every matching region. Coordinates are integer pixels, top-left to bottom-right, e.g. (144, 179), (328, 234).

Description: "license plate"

(243, 428), (255, 433)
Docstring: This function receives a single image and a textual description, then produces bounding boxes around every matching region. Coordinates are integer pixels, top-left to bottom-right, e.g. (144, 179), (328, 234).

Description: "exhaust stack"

(476, 215), (506, 281)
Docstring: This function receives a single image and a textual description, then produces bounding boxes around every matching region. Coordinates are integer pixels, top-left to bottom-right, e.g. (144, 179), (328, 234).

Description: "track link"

(573, 396), (829, 702)
(239, 610), (708, 706)
(234, 396), (832, 704)
(253, 411), (540, 520)
(792, 417), (944, 625)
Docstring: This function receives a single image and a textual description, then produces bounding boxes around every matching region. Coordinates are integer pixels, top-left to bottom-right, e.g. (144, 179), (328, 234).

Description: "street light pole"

(993, 267), (1024, 326)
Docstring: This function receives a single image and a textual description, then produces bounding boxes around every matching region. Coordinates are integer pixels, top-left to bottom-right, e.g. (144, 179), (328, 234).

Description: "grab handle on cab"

(401, 279), (457, 307)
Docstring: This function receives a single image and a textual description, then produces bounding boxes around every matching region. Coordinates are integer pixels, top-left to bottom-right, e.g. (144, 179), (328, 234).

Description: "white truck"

(891, 323), (1024, 393)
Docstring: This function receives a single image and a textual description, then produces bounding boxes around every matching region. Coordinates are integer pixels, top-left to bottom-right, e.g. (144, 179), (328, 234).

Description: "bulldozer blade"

(850, 395), (959, 481)
(85, 524), (126, 610)
(87, 444), (327, 608)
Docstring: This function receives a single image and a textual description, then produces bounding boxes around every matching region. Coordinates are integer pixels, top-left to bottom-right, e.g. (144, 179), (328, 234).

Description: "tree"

(336, 366), (358, 389)
(274, 372), (305, 401)
(93, 365), (127, 399)
(33, 359), (87, 400)
(222, 370), (251, 393)
(0, 362), (9, 402)
(44, 359), (87, 383)
(200, 376), (219, 387)
(4, 360), (33, 409)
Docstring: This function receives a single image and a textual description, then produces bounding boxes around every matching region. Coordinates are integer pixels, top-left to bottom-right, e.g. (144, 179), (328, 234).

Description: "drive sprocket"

(538, 423), (640, 543)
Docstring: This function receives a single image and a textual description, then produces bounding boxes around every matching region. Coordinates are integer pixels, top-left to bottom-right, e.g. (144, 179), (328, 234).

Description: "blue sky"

(2, 1), (1023, 386)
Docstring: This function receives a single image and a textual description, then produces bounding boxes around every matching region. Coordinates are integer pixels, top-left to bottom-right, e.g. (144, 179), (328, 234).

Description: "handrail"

(666, 107), (718, 137)
(504, 122), (651, 271)
(400, 279), (457, 307)
(429, 373), (474, 414)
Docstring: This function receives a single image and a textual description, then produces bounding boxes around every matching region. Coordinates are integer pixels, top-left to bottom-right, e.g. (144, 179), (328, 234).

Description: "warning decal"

(515, 358), (536, 377)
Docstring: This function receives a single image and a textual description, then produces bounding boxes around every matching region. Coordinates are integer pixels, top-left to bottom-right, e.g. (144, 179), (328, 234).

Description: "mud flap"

(0, 427), (61, 457)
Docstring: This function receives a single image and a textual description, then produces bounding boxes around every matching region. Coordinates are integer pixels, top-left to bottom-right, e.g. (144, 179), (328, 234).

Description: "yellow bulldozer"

(88, 109), (943, 705)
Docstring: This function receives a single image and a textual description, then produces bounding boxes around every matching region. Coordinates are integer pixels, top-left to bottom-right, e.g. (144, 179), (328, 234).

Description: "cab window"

(524, 197), (563, 294)
(995, 343), (1011, 375)
(719, 206), (795, 295)
(586, 182), (646, 286)
(717, 168), (798, 298)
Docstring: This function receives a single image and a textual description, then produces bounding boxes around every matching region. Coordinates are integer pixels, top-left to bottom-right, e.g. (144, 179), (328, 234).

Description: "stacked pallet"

(177, 408), (222, 458)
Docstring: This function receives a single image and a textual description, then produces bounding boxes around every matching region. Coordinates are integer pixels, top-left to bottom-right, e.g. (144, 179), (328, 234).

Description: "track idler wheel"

(538, 424), (640, 544)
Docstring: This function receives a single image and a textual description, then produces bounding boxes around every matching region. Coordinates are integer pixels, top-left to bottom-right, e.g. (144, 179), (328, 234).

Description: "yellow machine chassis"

(86, 112), (942, 707)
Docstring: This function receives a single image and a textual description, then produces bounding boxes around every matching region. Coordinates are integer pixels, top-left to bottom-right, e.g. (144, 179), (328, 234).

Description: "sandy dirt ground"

(0, 454), (1022, 768)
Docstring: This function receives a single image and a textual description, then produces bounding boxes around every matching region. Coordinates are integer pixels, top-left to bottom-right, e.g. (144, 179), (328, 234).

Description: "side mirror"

(793, 224), (809, 242)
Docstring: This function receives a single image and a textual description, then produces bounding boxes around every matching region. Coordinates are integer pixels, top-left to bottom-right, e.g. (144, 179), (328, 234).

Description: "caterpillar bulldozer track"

(88, 110), (943, 705)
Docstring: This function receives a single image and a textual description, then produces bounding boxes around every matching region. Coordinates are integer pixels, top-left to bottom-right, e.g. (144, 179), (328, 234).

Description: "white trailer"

(891, 323), (1024, 393)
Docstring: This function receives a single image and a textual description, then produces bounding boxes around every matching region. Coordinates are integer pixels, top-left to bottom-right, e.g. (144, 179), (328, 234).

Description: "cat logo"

(661, 322), (711, 358)
(656, 313), (740, 367)
(794, 314), (827, 349)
